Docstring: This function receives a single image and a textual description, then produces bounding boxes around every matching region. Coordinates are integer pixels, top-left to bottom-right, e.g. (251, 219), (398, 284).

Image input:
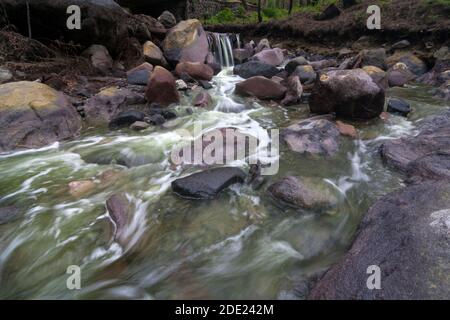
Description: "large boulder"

(268, 176), (338, 210)
(233, 61), (280, 79)
(145, 66), (179, 106)
(309, 69), (385, 119)
(387, 62), (414, 87)
(386, 51), (428, 76)
(235, 76), (287, 100)
(162, 19), (209, 64)
(309, 180), (450, 299)
(251, 48), (284, 67)
(175, 62), (214, 81)
(281, 117), (341, 157)
(0, 81), (81, 152)
(171, 167), (246, 199)
(1, 0), (129, 55)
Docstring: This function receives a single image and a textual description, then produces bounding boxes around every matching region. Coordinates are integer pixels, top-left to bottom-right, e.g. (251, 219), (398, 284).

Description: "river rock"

(158, 10), (177, 29)
(252, 48), (284, 67)
(0, 205), (20, 225)
(0, 81), (81, 152)
(310, 59), (337, 71)
(285, 56), (309, 74)
(145, 66), (180, 106)
(309, 69), (385, 119)
(175, 62), (214, 81)
(309, 180), (450, 299)
(171, 167), (246, 199)
(0, 67), (13, 84)
(109, 110), (147, 129)
(143, 41), (168, 67)
(362, 66), (388, 89)
(235, 76), (287, 100)
(234, 61), (280, 79)
(380, 109), (450, 173)
(386, 52), (428, 76)
(281, 118), (341, 157)
(82, 45), (113, 74)
(315, 4), (341, 20)
(68, 180), (96, 197)
(255, 38), (271, 53)
(434, 80), (450, 101)
(336, 120), (358, 138)
(292, 65), (316, 84)
(387, 62), (414, 87)
(84, 86), (145, 126)
(1, 0), (129, 55)
(106, 193), (132, 245)
(192, 91), (212, 108)
(126, 62), (153, 85)
(130, 121), (150, 131)
(354, 48), (387, 70)
(391, 40), (411, 51)
(163, 19), (209, 64)
(233, 48), (254, 64)
(268, 176), (338, 210)
(387, 98), (411, 116)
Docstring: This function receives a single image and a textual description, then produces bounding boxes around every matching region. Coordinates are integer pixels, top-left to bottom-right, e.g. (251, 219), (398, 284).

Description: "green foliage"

(262, 7), (288, 19)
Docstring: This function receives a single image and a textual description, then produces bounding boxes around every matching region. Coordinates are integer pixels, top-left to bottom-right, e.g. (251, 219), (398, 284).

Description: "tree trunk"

(289, 0), (294, 14)
(241, 0), (248, 10)
(258, 0), (262, 23)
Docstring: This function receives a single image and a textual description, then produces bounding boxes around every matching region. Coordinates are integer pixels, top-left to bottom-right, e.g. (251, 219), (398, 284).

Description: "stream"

(0, 68), (447, 299)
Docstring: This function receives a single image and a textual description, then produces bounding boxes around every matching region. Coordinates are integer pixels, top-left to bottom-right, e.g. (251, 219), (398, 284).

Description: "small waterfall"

(208, 33), (237, 69)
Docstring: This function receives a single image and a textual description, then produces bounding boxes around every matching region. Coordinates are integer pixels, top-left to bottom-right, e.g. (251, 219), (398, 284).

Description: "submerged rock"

(192, 91), (213, 108)
(281, 118), (341, 157)
(106, 193), (132, 246)
(387, 98), (411, 116)
(172, 167), (246, 199)
(309, 180), (450, 299)
(145, 66), (180, 106)
(0, 81), (81, 152)
(309, 69), (385, 119)
(234, 61), (280, 79)
(0, 205), (20, 225)
(162, 19), (209, 64)
(235, 76), (287, 100)
(268, 176), (338, 210)
(68, 180), (96, 198)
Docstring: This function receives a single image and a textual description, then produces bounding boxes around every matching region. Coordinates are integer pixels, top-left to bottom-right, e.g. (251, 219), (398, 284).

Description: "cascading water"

(208, 32), (237, 69)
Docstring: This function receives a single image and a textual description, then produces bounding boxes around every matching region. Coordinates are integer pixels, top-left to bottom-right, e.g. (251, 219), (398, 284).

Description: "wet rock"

(285, 56), (309, 74)
(434, 80), (450, 100)
(391, 40), (411, 51)
(234, 61), (280, 79)
(386, 51), (427, 76)
(309, 59), (337, 71)
(387, 98), (411, 116)
(145, 66), (180, 106)
(147, 114), (166, 125)
(0, 68), (13, 84)
(82, 45), (113, 74)
(192, 91), (213, 108)
(406, 152), (450, 183)
(292, 65), (316, 84)
(0, 81), (81, 152)
(387, 62), (414, 87)
(130, 121), (150, 131)
(336, 120), (358, 138)
(252, 48), (284, 67)
(0, 205), (20, 225)
(175, 62), (214, 81)
(198, 80), (213, 90)
(143, 41), (168, 67)
(126, 62), (153, 85)
(255, 38), (271, 53)
(233, 48), (254, 64)
(163, 19), (209, 64)
(268, 176), (338, 210)
(281, 118), (341, 157)
(106, 193), (132, 245)
(84, 86), (145, 126)
(281, 76), (303, 106)
(176, 79), (188, 91)
(380, 109), (450, 173)
(309, 181), (450, 299)
(309, 69), (385, 119)
(158, 10), (177, 29)
(2, 0), (129, 55)
(109, 110), (146, 129)
(235, 76), (287, 100)
(437, 70), (450, 83)
(69, 180), (96, 198)
(362, 66), (388, 89)
(172, 167), (246, 199)
(315, 4), (341, 21)
(354, 48), (387, 70)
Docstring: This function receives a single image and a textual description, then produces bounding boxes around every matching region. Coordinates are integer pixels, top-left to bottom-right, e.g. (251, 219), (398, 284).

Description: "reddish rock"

(252, 48), (284, 67)
(175, 62), (214, 81)
(336, 120), (358, 138)
(235, 76), (287, 100)
(145, 66), (180, 107)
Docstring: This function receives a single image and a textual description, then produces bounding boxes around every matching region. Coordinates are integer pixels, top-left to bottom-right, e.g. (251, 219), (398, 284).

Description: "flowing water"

(0, 69), (448, 299)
